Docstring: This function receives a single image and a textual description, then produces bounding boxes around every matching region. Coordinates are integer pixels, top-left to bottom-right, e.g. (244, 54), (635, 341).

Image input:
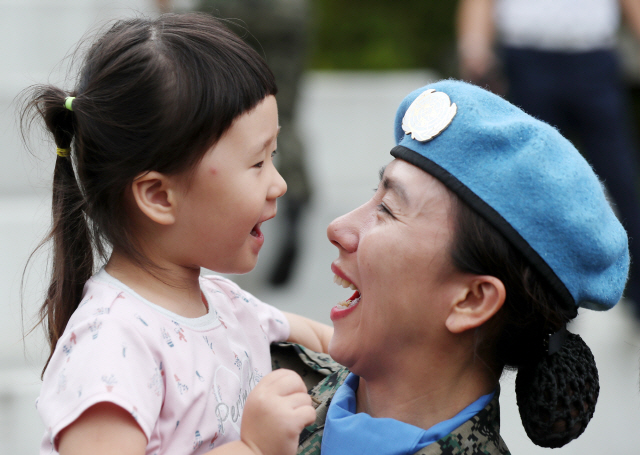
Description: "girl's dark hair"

(21, 13), (277, 375)
(451, 197), (599, 448)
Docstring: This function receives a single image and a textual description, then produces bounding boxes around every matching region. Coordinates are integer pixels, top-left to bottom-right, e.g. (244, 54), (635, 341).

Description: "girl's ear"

(130, 171), (178, 225)
(445, 276), (506, 334)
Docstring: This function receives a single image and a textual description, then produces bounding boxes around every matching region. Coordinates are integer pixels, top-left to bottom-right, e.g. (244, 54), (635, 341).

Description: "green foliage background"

(309, 0), (458, 73)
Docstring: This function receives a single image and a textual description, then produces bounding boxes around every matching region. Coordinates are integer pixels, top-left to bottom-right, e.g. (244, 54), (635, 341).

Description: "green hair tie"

(64, 96), (75, 111)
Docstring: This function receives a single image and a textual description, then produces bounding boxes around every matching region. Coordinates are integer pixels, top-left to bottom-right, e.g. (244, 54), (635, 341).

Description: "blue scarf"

(321, 373), (494, 455)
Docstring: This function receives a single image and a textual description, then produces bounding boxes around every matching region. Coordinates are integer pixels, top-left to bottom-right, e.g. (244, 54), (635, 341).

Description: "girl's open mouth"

(250, 222), (263, 238)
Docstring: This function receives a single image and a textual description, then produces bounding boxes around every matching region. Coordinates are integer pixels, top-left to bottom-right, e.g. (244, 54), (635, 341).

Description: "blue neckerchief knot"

(321, 373), (494, 455)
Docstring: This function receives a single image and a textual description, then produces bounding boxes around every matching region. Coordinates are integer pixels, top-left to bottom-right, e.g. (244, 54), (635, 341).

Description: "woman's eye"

(377, 203), (392, 217)
(271, 149), (278, 158)
(254, 161), (264, 168)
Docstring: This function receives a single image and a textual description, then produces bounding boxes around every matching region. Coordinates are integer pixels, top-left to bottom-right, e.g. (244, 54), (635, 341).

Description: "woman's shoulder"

(412, 392), (511, 455)
(292, 362), (511, 455)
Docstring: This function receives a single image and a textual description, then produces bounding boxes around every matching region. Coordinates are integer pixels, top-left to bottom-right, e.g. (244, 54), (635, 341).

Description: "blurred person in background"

(457, 0), (640, 317)
(159, 0), (313, 287)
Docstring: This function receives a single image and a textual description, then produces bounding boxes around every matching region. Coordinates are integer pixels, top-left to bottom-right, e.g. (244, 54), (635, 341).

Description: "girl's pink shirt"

(37, 269), (290, 455)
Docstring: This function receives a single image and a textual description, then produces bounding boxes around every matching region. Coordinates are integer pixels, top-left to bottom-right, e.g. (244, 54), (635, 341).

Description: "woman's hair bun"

(515, 331), (598, 448)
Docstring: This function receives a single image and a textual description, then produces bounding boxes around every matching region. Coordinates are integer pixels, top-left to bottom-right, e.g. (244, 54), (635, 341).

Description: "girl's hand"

(240, 368), (316, 455)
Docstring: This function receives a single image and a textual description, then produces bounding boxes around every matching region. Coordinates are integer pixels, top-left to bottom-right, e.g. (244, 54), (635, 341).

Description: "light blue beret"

(391, 80), (629, 310)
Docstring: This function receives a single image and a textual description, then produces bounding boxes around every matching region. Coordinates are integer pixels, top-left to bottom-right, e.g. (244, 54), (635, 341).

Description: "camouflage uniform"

(271, 343), (512, 455)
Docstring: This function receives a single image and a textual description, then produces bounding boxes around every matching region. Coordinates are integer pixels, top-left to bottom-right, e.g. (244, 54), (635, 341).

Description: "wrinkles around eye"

(377, 203), (394, 218)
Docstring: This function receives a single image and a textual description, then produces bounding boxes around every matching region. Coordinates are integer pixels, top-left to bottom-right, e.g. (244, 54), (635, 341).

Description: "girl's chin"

(223, 256), (259, 275)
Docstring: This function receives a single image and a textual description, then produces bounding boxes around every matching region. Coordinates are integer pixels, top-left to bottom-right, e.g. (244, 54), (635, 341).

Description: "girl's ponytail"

(22, 87), (94, 375)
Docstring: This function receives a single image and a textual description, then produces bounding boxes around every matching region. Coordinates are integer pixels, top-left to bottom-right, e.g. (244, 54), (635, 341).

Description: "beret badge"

(402, 89), (457, 142)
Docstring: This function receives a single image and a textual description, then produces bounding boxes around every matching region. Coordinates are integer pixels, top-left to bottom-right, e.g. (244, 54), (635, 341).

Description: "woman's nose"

(327, 208), (361, 254)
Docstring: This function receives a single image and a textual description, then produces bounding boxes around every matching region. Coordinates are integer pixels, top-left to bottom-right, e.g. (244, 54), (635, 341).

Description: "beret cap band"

(392, 80), (629, 310)
(390, 144), (575, 310)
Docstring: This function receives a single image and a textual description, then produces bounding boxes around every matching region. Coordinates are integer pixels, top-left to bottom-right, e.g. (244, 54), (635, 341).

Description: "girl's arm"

(58, 369), (315, 455)
(283, 311), (334, 353)
(58, 402), (146, 455)
(58, 406), (257, 455)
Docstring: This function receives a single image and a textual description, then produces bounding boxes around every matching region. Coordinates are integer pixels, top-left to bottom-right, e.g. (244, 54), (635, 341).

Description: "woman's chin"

(328, 335), (356, 370)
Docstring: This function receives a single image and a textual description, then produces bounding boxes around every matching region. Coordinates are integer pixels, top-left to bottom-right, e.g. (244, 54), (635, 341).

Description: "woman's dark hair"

(20, 13), (277, 375)
(451, 196), (599, 448)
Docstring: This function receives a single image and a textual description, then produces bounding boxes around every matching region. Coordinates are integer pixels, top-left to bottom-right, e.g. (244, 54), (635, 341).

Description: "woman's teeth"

(333, 274), (360, 309)
(333, 274), (357, 290)
(337, 291), (361, 309)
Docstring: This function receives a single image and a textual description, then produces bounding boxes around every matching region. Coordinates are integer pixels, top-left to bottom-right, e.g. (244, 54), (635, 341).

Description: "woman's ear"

(445, 276), (506, 334)
(130, 171), (178, 225)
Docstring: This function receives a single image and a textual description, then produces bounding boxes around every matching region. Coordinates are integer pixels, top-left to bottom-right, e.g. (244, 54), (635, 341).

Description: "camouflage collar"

(270, 343), (511, 455)
(412, 391), (510, 455)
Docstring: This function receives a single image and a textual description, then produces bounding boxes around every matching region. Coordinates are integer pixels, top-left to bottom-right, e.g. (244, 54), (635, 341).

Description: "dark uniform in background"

(198, 0), (313, 285)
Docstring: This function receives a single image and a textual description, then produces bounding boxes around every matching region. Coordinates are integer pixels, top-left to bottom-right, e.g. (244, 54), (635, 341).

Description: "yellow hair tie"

(56, 147), (70, 158)
(64, 97), (75, 111)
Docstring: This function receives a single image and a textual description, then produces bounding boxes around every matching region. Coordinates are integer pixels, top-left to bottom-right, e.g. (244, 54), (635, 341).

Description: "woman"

(292, 80), (629, 454)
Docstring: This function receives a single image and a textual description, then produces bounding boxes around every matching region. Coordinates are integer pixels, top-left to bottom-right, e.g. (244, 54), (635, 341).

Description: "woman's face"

(326, 159), (467, 376)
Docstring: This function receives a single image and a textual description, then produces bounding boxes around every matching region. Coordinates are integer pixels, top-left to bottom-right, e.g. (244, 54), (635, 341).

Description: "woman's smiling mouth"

(331, 274), (361, 320)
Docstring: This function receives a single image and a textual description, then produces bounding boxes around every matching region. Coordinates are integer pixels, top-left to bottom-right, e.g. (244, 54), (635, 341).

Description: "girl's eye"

(255, 150), (277, 168)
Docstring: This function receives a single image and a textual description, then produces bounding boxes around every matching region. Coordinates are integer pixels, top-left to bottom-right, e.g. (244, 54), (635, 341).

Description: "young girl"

(22, 13), (332, 455)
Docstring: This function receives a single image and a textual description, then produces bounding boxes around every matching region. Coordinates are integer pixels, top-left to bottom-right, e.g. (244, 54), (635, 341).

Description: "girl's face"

(326, 159), (467, 377)
(173, 95), (286, 274)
